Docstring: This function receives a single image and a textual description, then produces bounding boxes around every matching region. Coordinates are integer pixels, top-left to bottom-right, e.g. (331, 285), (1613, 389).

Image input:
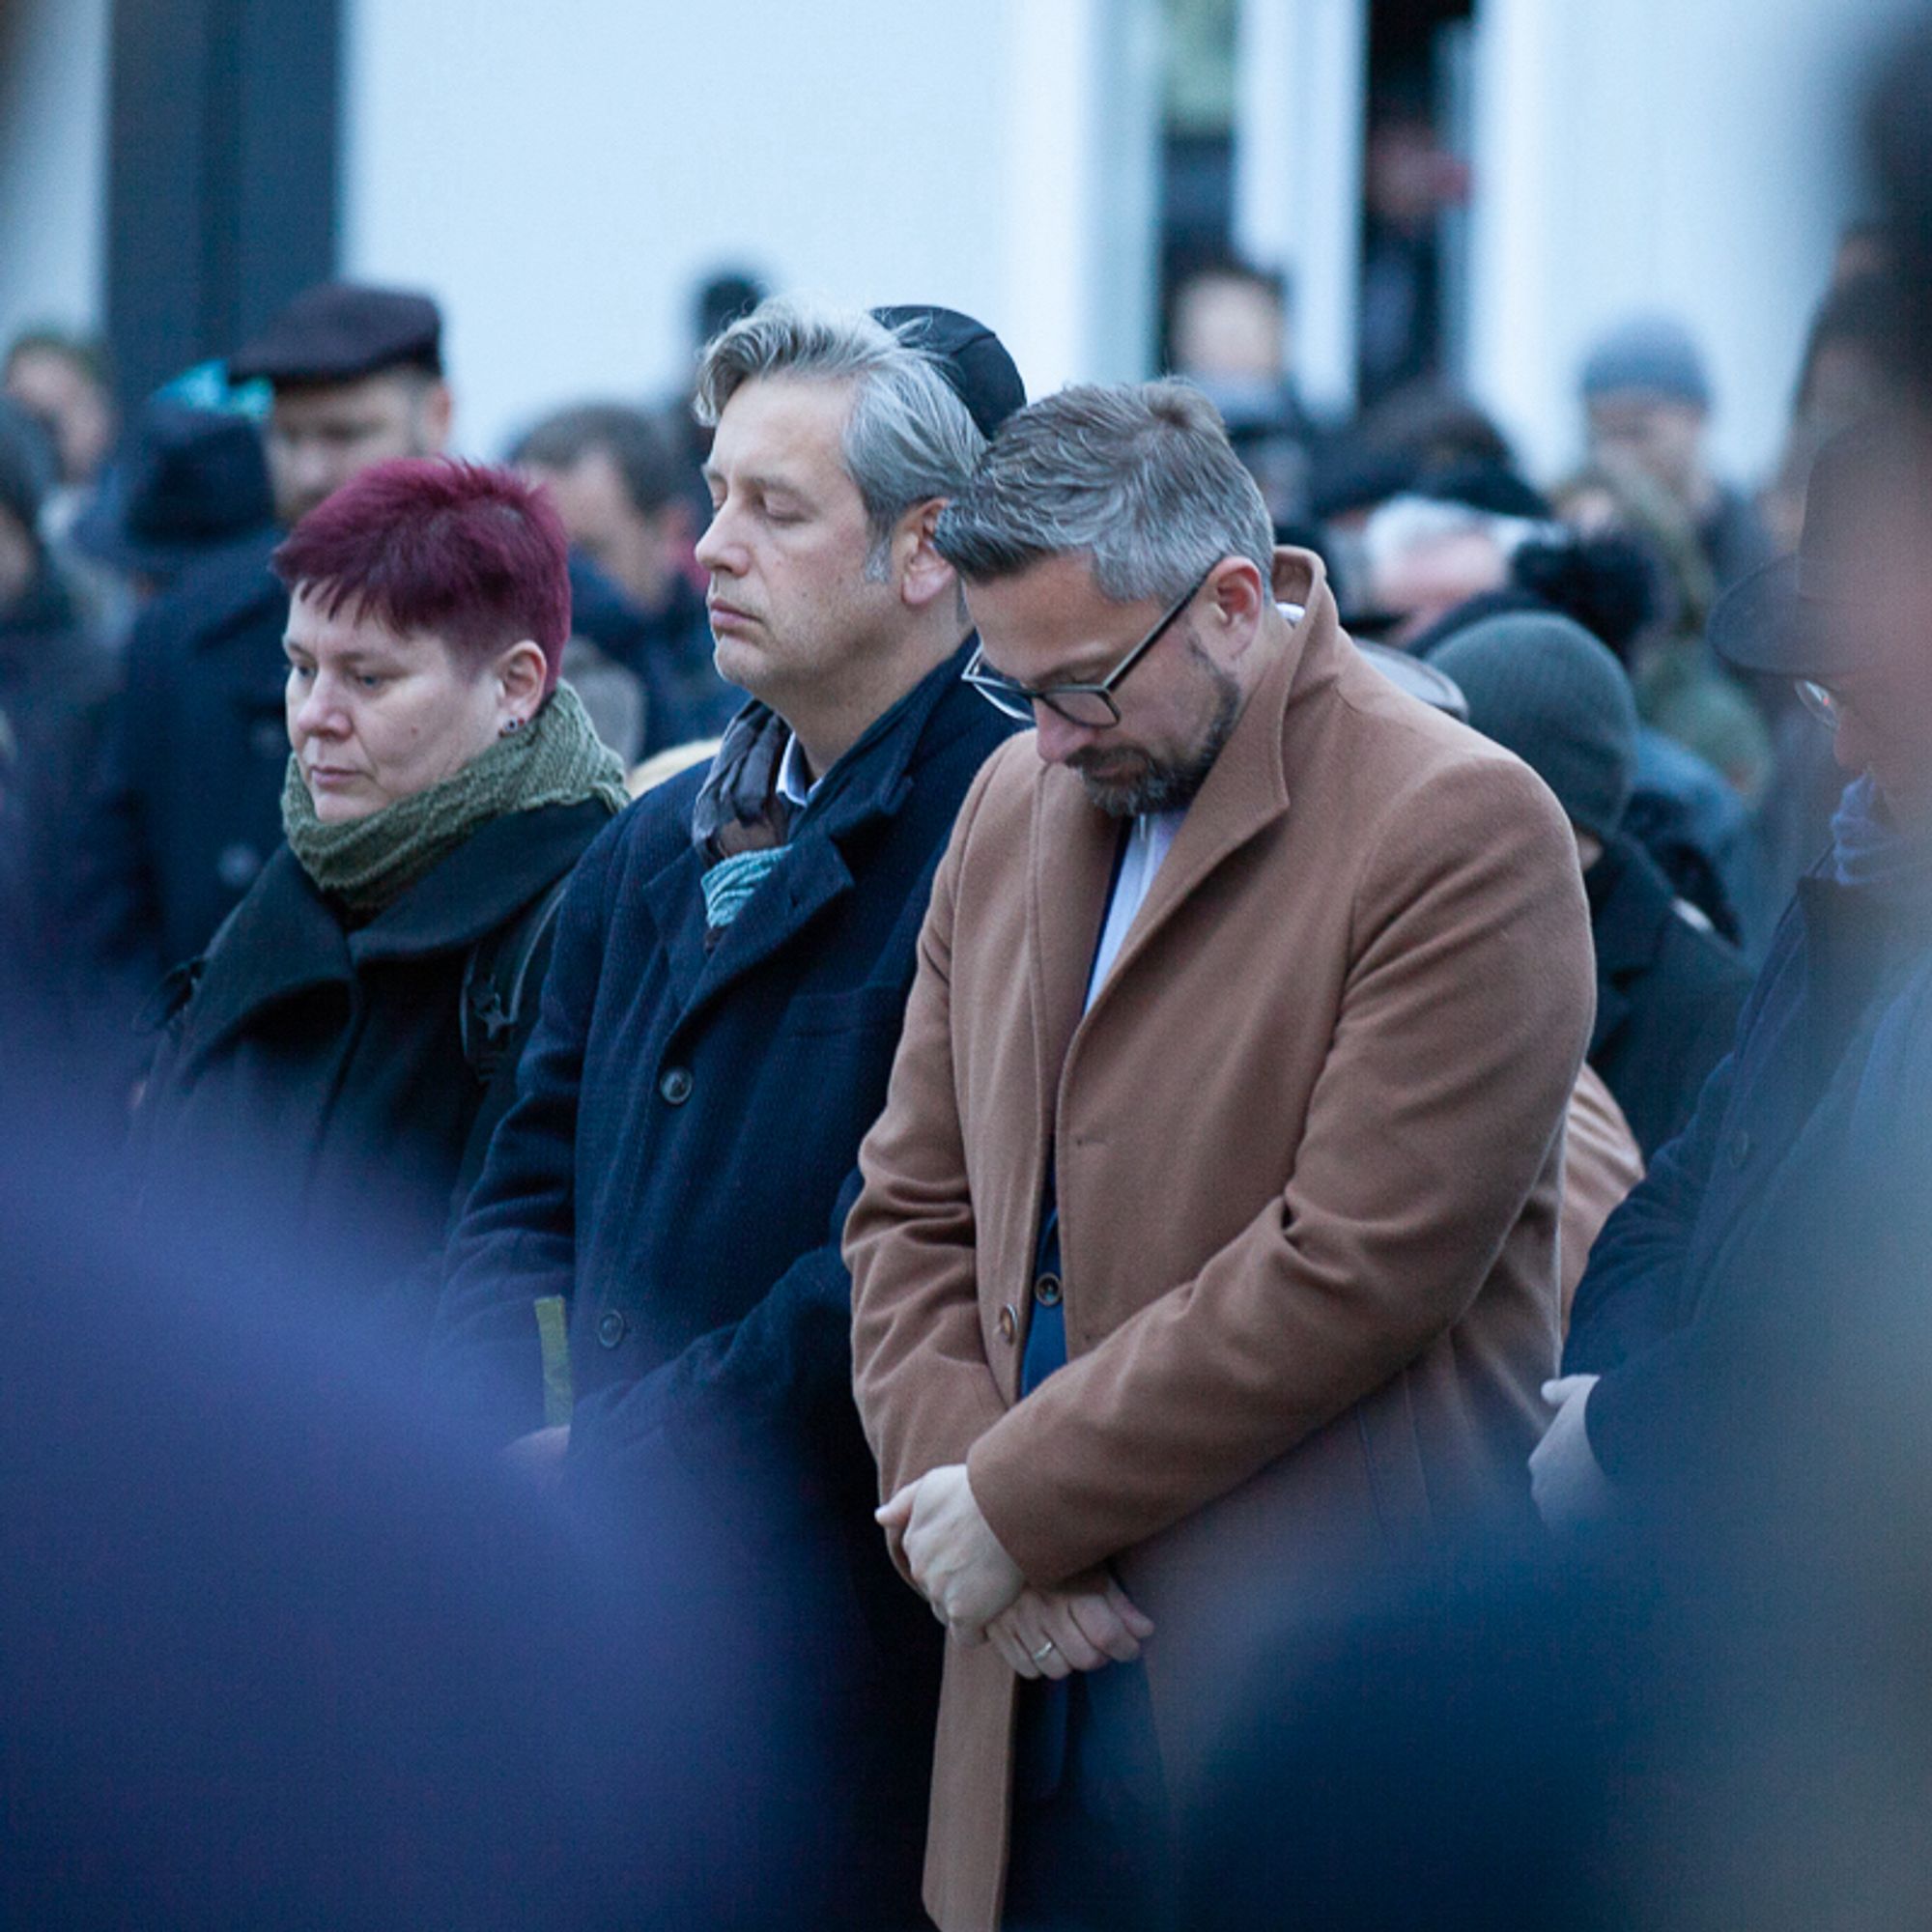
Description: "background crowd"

(5, 6), (1932, 1930)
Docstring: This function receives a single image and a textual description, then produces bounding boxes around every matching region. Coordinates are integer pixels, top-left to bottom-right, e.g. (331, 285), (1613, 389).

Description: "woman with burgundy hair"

(133, 458), (628, 1341)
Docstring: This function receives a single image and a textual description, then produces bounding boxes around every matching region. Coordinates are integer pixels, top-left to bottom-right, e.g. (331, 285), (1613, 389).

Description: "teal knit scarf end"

(701, 847), (786, 929)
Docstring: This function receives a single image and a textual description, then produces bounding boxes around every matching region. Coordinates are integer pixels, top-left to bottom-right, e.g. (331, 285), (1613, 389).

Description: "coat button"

(251, 720), (288, 759)
(659, 1066), (694, 1105)
(596, 1309), (627, 1349)
(1034, 1271), (1063, 1307)
(997, 1304), (1017, 1344)
(216, 841), (262, 891)
(1729, 1129), (1753, 1169)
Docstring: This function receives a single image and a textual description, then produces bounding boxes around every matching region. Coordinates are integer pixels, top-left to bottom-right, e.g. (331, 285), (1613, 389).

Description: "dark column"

(104, 0), (339, 411)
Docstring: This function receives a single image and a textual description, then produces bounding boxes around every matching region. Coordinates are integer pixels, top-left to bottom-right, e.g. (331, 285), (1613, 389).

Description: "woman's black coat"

(134, 800), (610, 1342)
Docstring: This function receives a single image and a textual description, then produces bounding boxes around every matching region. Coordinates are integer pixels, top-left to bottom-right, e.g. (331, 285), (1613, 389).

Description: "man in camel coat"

(845, 380), (1597, 1931)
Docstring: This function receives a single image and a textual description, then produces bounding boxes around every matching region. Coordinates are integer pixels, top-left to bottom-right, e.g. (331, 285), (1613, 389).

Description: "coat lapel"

(662, 642), (976, 1031)
(1027, 766), (1121, 1136)
(1062, 574), (1329, 1063)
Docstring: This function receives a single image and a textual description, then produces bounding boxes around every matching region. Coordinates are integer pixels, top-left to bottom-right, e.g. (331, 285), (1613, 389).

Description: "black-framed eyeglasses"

(961, 564), (1216, 728)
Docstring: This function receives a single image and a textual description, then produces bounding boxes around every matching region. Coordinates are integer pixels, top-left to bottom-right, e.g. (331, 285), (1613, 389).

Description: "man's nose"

(1032, 706), (1093, 765)
(694, 505), (742, 576)
(1831, 706), (1874, 777)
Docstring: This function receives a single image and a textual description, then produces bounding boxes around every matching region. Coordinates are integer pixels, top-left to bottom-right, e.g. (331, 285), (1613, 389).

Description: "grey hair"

(695, 298), (983, 574)
(932, 379), (1274, 603)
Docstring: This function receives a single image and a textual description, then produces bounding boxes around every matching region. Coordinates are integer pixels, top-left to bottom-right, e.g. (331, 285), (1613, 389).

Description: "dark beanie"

(1428, 612), (1640, 840)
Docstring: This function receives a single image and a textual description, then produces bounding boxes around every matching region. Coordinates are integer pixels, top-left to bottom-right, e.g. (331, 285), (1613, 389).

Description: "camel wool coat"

(845, 554), (1596, 1932)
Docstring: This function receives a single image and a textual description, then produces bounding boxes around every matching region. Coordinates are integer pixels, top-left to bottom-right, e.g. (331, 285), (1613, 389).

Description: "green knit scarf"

(282, 682), (629, 915)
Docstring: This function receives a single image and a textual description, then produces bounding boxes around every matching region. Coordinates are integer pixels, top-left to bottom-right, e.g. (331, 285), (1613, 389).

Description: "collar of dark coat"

(177, 800), (610, 1060)
(1030, 552), (1326, 1076)
(641, 637), (984, 1020)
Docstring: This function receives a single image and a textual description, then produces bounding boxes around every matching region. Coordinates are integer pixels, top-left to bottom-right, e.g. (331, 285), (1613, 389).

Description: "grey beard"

(1074, 656), (1243, 818)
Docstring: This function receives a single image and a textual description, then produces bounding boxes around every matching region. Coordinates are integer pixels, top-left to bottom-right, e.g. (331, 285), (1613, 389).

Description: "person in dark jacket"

(134, 459), (626, 1345)
(512, 401), (744, 751)
(431, 298), (1023, 1925)
(0, 398), (116, 970)
(1541, 421), (1932, 1527)
(68, 285), (457, 1034)
(1430, 611), (1752, 1158)
(69, 396), (276, 613)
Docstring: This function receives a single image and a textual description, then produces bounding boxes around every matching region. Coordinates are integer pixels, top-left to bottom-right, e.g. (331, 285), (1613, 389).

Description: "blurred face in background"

(282, 586), (543, 824)
(1587, 391), (1709, 506)
(266, 371), (452, 526)
(1172, 274), (1288, 385)
(526, 445), (687, 614)
(1368, 527), (1510, 646)
(4, 345), (115, 487)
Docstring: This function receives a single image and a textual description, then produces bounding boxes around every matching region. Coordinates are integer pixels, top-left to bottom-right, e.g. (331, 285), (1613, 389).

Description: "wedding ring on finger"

(1032, 1638), (1058, 1664)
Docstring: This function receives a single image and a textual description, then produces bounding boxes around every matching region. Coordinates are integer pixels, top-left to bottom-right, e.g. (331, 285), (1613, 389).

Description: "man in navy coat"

(431, 298), (1022, 1923)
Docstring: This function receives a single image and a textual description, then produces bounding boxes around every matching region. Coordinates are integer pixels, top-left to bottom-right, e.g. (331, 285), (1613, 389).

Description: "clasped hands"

(877, 1463), (1153, 1682)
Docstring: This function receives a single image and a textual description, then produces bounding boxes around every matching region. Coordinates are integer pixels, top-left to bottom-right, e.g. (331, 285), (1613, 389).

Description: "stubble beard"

(1071, 649), (1244, 819)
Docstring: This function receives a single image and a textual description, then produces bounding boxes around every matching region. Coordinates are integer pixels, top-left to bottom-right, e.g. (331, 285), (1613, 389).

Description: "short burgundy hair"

(271, 458), (572, 692)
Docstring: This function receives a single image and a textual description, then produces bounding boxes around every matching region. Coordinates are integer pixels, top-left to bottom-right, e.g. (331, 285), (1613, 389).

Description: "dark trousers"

(1005, 1656), (1176, 1932)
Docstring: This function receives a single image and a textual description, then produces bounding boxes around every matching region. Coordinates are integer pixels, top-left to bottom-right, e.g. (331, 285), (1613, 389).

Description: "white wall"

(0, 0), (109, 348)
(342, 0), (1165, 459)
(1465, 0), (1921, 488)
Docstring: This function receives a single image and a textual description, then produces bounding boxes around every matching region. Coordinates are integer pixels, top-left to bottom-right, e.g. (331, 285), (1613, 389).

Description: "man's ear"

(420, 381), (455, 455)
(1208, 555), (1268, 658)
(896, 498), (957, 611)
(496, 639), (550, 724)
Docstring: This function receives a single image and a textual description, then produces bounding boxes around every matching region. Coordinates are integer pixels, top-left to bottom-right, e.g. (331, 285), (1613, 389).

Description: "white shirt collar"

(776, 731), (819, 809)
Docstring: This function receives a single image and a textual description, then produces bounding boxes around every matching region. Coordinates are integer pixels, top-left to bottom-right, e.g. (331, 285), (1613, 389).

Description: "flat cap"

(870, 304), (1026, 441)
(228, 283), (443, 386)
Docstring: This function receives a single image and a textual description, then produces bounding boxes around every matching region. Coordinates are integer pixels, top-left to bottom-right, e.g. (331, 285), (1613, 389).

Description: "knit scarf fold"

(691, 700), (797, 932)
(1832, 773), (1932, 913)
(283, 682), (629, 916)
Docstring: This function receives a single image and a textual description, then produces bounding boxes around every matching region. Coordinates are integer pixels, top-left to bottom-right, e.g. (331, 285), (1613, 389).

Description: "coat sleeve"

(1562, 1046), (1734, 1377)
(964, 755), (1596, 1586)
(844, 752), (1013, 1510)
(425, 822), (618, 1438)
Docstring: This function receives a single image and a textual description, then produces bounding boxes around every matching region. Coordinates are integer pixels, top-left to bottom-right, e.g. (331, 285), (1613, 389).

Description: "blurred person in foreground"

(132, 459), (624, 1344)
(1581, 314), (1775, 593)
(0, 970), (831, 1931)
(846, 381), (1595, 1931)
(1542, 420), (1932, 1531)
(1431, 612), (1751, 1160)
(431, 299), (1023, 1924)
(512, 400), (742, 750)
(69, 283), (455, 1036)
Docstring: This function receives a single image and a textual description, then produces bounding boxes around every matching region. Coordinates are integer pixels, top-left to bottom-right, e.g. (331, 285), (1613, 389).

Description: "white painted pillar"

(1233, 0), (1368, 417)
(1000, 0), (1165, 395)
(0, 0), (110, 347)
